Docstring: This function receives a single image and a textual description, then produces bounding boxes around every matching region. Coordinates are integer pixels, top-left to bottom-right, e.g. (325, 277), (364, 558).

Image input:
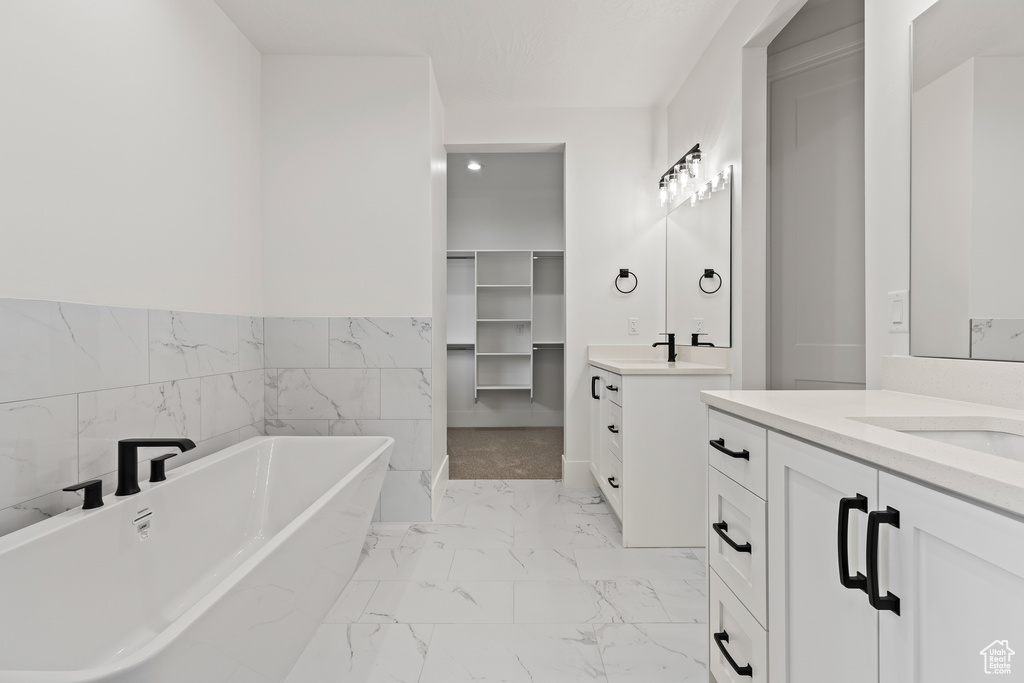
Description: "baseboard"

(431, 455), (450, 519)
(447, 411), (564, 428)
(561, 456), (596, 488)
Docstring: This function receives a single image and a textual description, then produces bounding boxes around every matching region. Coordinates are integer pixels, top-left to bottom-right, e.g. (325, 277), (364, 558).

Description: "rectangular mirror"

(911, 0), (1024, 360)
(666, 166), (733, 348)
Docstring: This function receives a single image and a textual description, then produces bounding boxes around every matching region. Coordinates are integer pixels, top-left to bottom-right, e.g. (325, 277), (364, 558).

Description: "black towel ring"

(699, 269), (722, 294)
(615, 269), (638, 294)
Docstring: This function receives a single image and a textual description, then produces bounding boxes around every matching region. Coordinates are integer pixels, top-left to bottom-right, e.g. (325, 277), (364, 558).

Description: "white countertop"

(589, 344), (731, 376)
(701, 389), (1024, 518)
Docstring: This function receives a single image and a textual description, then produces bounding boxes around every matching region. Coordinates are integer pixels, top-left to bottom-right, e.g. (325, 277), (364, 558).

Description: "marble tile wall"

(0, 301), (434, 536)
(0, 299), (266, 537)
(971, 318), (1024, 362)
(264, 317), (433, 523)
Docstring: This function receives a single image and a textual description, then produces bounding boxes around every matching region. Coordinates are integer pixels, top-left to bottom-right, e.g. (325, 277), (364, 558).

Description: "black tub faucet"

(653, 332), (677, 362)
(116, 438), (196, 496)
(691, 333), (715, 347)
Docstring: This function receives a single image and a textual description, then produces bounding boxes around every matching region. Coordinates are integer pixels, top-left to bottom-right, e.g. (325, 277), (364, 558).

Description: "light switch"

(890, 299), (903, 324)
(888, 290), (909, 333)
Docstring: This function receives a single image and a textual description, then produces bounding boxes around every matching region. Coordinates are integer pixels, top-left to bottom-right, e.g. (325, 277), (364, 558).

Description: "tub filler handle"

(149, 452), (178, 483)
(63, 480), (104, 510)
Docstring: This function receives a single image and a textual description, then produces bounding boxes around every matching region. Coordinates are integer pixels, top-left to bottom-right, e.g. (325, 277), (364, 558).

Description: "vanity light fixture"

(658, 143), (703, 207)
(467, 161), (482, 171)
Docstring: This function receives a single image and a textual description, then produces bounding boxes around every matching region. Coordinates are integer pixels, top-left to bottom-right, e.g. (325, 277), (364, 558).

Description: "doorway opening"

(445, 149), (566, 479)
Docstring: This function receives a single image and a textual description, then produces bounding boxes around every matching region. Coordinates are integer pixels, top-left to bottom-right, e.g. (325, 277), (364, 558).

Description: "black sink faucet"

(653, 332), (677, 362)
(115, 438), (196, 496)
(691, 333), (715, 347)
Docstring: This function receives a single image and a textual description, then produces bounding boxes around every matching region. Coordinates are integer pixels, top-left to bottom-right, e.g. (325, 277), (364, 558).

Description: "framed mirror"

(911, 0), (1024, 360)
(666, 166), (733, 348)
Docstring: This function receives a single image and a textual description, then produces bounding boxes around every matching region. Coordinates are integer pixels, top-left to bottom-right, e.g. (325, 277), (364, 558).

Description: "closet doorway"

(445, 149), (566, 479)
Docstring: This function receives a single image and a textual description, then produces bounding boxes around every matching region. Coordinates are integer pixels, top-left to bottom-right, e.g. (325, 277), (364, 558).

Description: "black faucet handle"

(149, 452), (178, 483)
(63, 480), (104, 510)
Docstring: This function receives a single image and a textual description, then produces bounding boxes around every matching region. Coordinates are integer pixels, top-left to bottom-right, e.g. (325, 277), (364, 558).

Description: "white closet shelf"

(477, 352), (532, 356)
(477, 318), (531, 323)
(476, 284), (531, 288)
(476, 385), (532, 391)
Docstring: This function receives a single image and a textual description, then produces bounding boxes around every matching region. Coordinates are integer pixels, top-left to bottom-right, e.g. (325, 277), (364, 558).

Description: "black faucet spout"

(652, 332), (677, 362)
(116, 438), (196, 496)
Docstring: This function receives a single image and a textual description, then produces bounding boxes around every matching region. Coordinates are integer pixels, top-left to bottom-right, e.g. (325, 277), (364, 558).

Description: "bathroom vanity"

(702, 389), (1024, 683)
(588, 345), (730, 547)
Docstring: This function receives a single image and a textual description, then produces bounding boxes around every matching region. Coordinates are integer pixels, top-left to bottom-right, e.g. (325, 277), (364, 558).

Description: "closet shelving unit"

(447, 250), (564, 403)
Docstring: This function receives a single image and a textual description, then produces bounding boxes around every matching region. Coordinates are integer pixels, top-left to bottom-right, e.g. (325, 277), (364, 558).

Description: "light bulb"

(659, 185), (668, 206)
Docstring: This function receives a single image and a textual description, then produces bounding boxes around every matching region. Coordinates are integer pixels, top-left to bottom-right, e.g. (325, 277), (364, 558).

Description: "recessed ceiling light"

(467, 161), (482, 171)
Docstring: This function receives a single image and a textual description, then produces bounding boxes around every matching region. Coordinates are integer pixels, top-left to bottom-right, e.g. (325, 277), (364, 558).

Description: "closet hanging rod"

(447, 255), (475, 260)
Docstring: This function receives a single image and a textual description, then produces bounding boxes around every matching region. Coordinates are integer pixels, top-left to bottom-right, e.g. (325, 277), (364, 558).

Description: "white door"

(588, 366), (605, 481)
(879, 473), (1024, 683)
(769, 41), (866, 390)
(767, 432), (878, 683)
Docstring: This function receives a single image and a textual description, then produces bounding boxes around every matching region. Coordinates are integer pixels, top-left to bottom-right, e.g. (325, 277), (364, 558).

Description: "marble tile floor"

(284, 479), (708, 682)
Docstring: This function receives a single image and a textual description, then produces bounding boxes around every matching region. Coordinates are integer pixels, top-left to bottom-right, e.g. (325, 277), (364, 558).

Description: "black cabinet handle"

(607, 425), (619, 434)
(838, 494), (868, 593)
(605, 384), (618, 392)
(712, 521), (752, 554)
(713, 631), (753, 677)
(63, 480), (104, 510)
(607, 477), (620, 489)
(710, 438), (750, 460)
(591, 376), (600, 400)
(866, 506), (901, 615)
(149, 452), (178, 483)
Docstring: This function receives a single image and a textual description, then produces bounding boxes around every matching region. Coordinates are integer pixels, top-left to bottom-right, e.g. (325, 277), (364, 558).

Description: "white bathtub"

(0, 435), (393, 683)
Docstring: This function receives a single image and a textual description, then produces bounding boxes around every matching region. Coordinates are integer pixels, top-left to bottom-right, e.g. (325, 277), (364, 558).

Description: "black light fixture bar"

(659, 143), (701, 188)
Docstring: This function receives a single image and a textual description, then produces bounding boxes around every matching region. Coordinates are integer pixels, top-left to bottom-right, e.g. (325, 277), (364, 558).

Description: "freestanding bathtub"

(0, 435), (393, 683)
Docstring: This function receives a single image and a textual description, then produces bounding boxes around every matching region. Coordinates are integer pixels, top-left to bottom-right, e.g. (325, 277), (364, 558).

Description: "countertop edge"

(701, 391), (1024, 520)
(589, 359), (731, 376)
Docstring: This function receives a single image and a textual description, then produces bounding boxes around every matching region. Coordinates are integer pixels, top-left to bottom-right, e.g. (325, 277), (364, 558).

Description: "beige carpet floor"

(447, 427), (564, 480)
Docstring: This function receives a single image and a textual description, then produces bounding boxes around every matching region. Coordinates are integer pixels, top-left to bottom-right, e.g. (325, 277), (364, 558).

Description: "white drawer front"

(603, 372), (623, 406)
(708, 408), (767, 499)
(606, 401), (623, 458)
(709, 467), (767, 628)
(710, 570), (767, 683)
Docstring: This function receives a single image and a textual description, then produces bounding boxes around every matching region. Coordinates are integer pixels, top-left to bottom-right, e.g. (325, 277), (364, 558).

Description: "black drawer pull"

(591, 376), (600, 400)
(710, 438), (750, 460)
(607, 476), (620, 489)
(838, 494), (868, 593)
(866, 506), (901, 615)
(605, 384), (618, 392)
(713, 631), (753, 677)
(607, 425), (619, 433)
(712, 521), (751, 553)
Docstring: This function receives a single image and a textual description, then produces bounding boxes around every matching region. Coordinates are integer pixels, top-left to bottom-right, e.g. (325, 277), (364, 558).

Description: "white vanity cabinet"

(589, 364), (728, 547)
(708, 405), (1024, 683)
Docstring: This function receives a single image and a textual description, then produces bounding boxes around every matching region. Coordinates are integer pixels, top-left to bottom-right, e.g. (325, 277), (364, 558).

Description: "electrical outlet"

(628, 318), (639, 335)
(516, 324), (525, 336)
(693, 318), (704, 334)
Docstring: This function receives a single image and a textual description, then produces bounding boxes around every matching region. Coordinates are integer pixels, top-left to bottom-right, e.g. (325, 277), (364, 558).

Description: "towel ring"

(615, 269), (638, 294)
(699, 269), (722, 294)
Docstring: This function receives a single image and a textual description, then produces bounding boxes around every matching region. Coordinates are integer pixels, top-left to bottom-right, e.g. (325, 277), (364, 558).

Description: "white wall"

(0, 0), (262, 314)
(970, 56), (1024, 319)
(910, 60), (973, 357)
(261, 56), (433, 317)
(445, 108), (665, 479)
(429, 67), (449, 514)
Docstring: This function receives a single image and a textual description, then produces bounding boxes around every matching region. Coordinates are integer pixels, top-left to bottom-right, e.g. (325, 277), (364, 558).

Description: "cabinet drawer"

(603, 372), (622, 406)
(710, 570), (767, 683)
(605, 452), (622, 515)
(606, 401), (623, 458)
(708, 408), (767, 499)
(709, 467), (767, 628)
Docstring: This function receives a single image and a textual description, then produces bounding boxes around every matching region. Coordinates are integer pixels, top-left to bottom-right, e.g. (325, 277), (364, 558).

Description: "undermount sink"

(902, 429), (1024, 463)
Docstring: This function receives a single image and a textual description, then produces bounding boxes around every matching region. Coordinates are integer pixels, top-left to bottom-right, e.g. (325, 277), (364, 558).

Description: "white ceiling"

(211, 0), (738, 108)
